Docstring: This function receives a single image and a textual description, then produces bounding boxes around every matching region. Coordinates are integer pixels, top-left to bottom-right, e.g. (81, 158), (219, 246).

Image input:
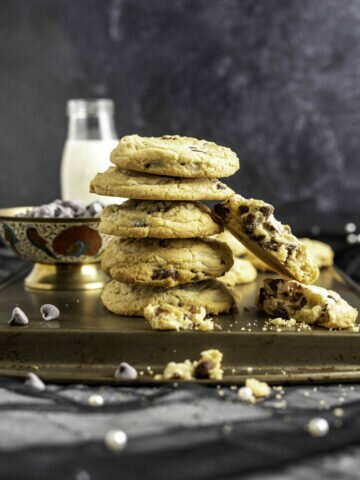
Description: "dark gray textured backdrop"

(0, 0), (359, 224)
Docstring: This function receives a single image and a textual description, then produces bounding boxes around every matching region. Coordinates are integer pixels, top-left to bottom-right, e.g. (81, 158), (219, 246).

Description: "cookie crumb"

(245, 378), (271, 398)
(155, 349), (223, 381)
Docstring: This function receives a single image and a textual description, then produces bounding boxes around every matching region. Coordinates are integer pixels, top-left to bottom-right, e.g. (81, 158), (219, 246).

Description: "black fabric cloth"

(0, 379), (360, 479)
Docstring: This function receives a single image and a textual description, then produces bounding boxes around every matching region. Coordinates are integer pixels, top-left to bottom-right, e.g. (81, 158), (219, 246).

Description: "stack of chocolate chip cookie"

(90, 134), (240, 318)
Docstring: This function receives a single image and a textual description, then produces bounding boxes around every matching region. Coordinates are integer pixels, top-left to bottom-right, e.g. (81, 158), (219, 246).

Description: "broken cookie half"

(213, 194), (319, 284)
(257, 278), (358, 329)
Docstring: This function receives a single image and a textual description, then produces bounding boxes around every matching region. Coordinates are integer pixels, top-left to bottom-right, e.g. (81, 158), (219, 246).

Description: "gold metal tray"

(0, 267), (360, 385)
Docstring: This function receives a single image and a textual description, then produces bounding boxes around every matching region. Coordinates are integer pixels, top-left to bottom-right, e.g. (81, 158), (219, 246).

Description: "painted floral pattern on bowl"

(0, 208), (112, 264)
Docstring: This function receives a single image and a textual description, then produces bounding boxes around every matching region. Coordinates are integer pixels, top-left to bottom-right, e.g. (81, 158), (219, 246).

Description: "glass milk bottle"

(60, 99), (120, 204)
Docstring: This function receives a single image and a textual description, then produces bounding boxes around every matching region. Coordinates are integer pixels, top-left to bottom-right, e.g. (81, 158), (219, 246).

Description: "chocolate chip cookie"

(213, 195), (319, 284)
(300, 238), (334, 269)
(257, 278), (358, 329)
(211, 229), (247, 257)
(243, 250), (274, 272)
(101, 280), (235, 316)
(218, 257), (257, 287)
(90, 167), (233, 201)
(102, 238), (233, 287)
(110, 134), (239, 178)
(99, 200), (222, 238)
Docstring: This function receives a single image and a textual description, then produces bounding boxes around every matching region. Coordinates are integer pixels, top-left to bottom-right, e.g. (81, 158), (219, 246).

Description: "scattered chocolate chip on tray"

(114, 362), (138, 380)
(40, 304), (60, 321)
(9, 307), (29, 326)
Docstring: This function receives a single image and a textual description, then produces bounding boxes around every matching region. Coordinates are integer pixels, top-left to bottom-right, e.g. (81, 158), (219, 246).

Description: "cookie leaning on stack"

(90, 134), (240, 322)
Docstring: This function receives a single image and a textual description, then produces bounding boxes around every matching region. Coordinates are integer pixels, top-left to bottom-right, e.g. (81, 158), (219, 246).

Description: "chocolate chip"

(162, 135), (177, 140)
(272, 305), (289, 318)
(250, 233), (266, 242)
(239, 205), (249, 214)
(189, 146), (205, 153)
(85, 200), (104, 217)
(264, 239), (279, 251)
(155, 307), (167, 315)
(9, 307), (28, 326)
(242, 213), (257, 231)
(298, 297), (307, 308)
(264, 222), (277, 233)
(213, 203), (229, 219)
(159, 240), (170, 248)
(286, 244), (297, 255)
(194, 360), (214, 379)
(40, 304), (60, 321)
(216, 183), (227, 190)
(259, 205), (274, 217)
(268, 279), (281, 292)
(134, 220), (146, 227)
(114, 362), (138, 380)
(258, 288), (266, 305)
(151, 269), (177, 280)
(292, 291), (303, 301)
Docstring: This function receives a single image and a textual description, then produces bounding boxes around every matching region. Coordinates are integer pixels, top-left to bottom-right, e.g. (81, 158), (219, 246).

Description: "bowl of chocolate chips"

(0, 200), (112, 290)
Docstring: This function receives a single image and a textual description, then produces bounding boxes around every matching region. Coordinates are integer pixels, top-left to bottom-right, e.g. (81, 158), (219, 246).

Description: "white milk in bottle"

(61, 99), (123, 205)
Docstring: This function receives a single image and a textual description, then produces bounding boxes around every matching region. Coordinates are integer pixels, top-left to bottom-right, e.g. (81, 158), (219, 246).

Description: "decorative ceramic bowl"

(0, 207), (112, 290)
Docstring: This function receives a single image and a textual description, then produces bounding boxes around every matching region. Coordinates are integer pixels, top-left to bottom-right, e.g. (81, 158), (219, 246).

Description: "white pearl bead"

(104, 430), (128, 452)
(237, 386), (255, 403)
(307, 417), (329, 437)
(87, 394), (104, 407)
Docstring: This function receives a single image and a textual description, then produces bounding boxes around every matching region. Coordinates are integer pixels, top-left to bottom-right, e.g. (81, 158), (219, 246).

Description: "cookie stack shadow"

(90, 134), (240, 317)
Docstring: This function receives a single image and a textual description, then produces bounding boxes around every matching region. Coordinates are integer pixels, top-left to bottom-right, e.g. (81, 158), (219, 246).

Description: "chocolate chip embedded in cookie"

(99, 200), (223, 238)
(110, 134), (240, 178)
(101, 238), (234, 288)
(101, 280), (235, 316)
(213, 195), (319, 284)
(257, 278), (358, 329)
(90, 167), (234, 201)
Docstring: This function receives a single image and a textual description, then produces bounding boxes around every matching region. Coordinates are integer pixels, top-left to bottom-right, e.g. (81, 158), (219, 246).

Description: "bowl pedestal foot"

(24, 263), (109, 291)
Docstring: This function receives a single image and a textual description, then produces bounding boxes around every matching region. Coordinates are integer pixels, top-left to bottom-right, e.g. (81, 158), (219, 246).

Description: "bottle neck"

(67, 112), (118, 141)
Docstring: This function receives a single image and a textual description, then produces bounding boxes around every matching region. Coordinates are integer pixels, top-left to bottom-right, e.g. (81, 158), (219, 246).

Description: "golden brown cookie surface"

(101, 280), (235, 316)
(102, 238), (233, 287)
(100, 200), (222, 238)
(90, 167), (234, 201)
(110, 134), (239, 178)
